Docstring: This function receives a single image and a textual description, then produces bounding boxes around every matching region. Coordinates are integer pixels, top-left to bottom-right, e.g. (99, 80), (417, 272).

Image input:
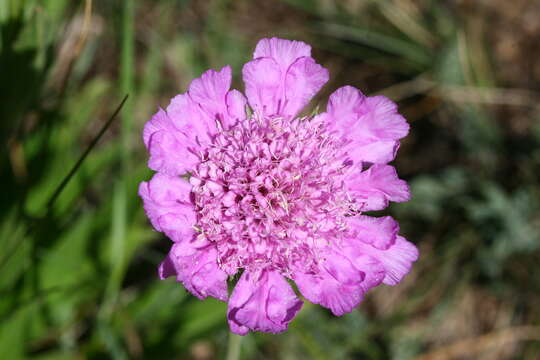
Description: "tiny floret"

(139, 37), (418, 334)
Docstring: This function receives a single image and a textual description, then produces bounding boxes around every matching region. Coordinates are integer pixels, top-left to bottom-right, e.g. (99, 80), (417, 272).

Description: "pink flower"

(139, 38), (418, 334)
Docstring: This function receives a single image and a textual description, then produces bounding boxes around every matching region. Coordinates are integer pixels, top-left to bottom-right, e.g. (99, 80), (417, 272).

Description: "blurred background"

(1, 0), (540, 359)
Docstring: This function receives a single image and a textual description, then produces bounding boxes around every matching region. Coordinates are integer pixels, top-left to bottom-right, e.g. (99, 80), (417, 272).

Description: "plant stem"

(225, 333), (243, 360)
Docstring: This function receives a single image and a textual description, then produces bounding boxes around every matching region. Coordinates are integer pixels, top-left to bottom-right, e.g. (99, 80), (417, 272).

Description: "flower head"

(139, 38), (418, 334)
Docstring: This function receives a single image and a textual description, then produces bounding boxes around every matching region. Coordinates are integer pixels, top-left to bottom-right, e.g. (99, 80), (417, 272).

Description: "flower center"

(190, 115), (352, 276)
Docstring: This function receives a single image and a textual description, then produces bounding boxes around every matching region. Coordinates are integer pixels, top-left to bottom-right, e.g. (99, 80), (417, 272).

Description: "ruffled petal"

(324, 86), (409, 164)
(226, 89), (248, 122)
(283, 57), (329, 117)
(349, 254), (387, 291)
(325, 85), (364, 127)
(188, 66), (246, 129)
(242, 57), (282, 116)
(344, 235), (418, 286)
(138, 173), (195, 241)
(147, 68), (246, 172)
(159, 238), (228, 301)
(345, 164), (411, 211)
(143, 109), (200, 175)
(348, 215), (399, 250)
(254, 37), (311, 68)
(188, 66), (231, 113)
(346, 140), (401, 166)
(243, 37), (328, 117)
(166, 93), (212, 144)
(294, 250), (384, 316)
(363, 95), (410, 139)
(227, 270), (303, 335)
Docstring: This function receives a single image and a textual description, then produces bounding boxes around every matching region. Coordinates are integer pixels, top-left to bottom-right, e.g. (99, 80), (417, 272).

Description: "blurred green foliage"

(1, 0), (539, 359)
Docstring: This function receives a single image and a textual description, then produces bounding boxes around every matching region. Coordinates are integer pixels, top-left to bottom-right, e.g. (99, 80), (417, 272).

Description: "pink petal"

(345, 236), (419, 286)
(243, 37), (328, 117)
(242, 57), (282, 116)
(166, 94), (212, 144)
(346, 140), (401, 165)
(254, 37), (311, 68)
(283, 57), (329, 117)
(188, 66), (246, 129)
(363, 96), (409, 140)
(294, 250), (384, 316)
(345, 164), (411, 211)
(159, 240), (228, 301)
(226, 89), (248, 122)
(157, 67), (246, 159)
(326, 86), (365, 128)
(189, 66), (231, 111)
(138, 173), (196, 241)
(324, 86), (409, 164)
(351, 254), (387, 291)
(227, 270), (303, 335)
(143, 109), (200, 175)
(348, 215), (399, 250)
